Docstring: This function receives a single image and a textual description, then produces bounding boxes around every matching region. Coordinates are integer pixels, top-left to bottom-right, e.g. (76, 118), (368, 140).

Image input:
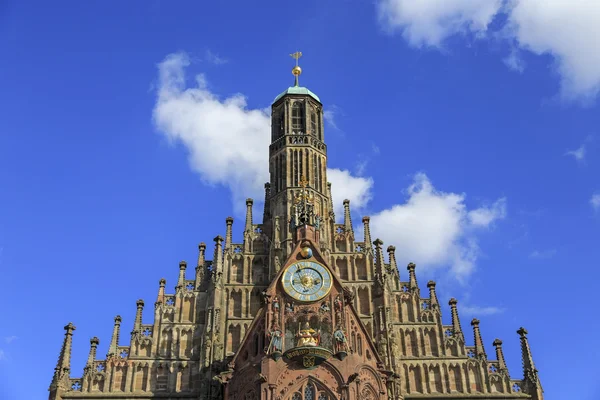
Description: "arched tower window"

(310, 111), (317, 136)
(292, 102), (304, 133)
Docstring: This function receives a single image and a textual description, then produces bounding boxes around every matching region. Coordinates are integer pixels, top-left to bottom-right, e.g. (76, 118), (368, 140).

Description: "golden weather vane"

(290, 51), (303, 86)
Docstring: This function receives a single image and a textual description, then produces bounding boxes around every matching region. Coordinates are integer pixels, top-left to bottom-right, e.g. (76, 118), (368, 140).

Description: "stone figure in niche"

(333, 327), (349, 353)
(319, 302), (330, 313)
(296, 322), (320, 347)
(274, 256), (281, 272)
(315, 214), (321, 230)
(272, 296), (280, 312)
(285, 302), (294, 313)
(267, 323), (283, 354)
(334, 295), (342, 312)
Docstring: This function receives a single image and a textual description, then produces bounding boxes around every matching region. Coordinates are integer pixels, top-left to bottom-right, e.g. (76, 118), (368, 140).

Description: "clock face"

(282, 261), (333, 302)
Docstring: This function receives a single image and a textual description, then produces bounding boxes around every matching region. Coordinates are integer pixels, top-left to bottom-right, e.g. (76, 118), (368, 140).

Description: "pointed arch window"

(292, 102), (305, 133)
(287, 382), (330, 400)
(310, 111), (317, 136)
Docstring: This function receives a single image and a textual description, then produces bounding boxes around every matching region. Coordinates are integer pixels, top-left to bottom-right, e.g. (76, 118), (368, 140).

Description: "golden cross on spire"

(290, 51), (303, 86)
(290, 51), (303, 66)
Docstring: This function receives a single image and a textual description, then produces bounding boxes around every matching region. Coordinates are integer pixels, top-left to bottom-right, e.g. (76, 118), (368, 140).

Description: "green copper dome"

(273, 86), (321, 103)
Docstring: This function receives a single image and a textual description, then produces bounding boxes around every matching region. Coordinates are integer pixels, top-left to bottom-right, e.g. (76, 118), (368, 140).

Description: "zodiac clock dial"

(281, 261), (333, 302)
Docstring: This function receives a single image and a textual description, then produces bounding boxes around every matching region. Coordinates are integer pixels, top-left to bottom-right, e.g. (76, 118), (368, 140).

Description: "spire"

(290, 51), (302, 86)
(373, 238), (385, 281)
(213, 235), (224, 277)
(427, 280), (439, 309)
(343, 199), (353, 232)
(107, 315), (121, 357)
(225, 217), (234, 250)
(407, 262), (418, 291)
(245, 198), (254, 233)
(387, 245), (397, 272)
(157, 278), (166, 303)
(493, 339), (508, 372)
(517, 327), (543, 399)
(195, 242), (206, 285)
(177, 261), (187, 289)
(448, 298), (463, 338)
(133, 299), (144, 333)
(471, 318), (486, 359)
(52, 322), (76, 379)
(362, 216), (372, 251)
(86, 336), (100, 366)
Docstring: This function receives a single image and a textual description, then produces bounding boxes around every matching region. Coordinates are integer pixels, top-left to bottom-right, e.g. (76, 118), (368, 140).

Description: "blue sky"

(1, 1), (599, 399)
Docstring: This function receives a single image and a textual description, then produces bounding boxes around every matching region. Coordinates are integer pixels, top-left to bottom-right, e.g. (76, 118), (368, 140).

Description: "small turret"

(362, 216), (372, 253)
(517, 327), (544, 399)
(327, 183), (334, 219)
(213, 235), (224, 281)
(471, 318), (486, 359)
(244, 199), (253, 233)
(407, 263), (419, 292)
(156, 278), (166, 303)
(343, 199), (353, 234)
(387, 246), (397, 272)
(427, 281), (439, 309)
(50, 322), (76, 394)
(133, 299), (144, 334)
(195, 242), (206, 285)
(107, 316), (121, 357)
(449, 298), (464, 340)
(177, 261), (187, 289)
(493, 339), (508, 373)
(373, 238), (385, 281)
(225, 217), (234, 250)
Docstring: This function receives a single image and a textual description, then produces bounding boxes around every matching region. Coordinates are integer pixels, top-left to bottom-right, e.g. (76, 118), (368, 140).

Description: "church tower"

(265, 52), (333, 277)
(48, 53), (544, 400)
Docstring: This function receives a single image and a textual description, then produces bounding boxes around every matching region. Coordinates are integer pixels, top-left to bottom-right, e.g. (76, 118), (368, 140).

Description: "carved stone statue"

(333, 327), (349, 353)
(267, 324), (283, 353)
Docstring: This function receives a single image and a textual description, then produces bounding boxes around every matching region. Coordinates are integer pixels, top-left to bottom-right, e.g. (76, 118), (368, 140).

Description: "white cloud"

(153, 52), (271, 208)
(591, 193), (600, 211)
(369, 173), (506, 278)
(468, 198), (507, 227)
(323, 105), (341, 130)
(377, 0), (502, 47)
(507, 0), (600, 102)
(565, 145), (586, 162)
(327, 169), (374, 220)
(153, 52), (369, 213)
(377, 0), (600, 101)
(503, 47), (525, 73)
(460, 305), (505, 316)
(529, 249), (557, 259)
(205, 50), (228, 65)
(3, 336), (17, 344)
(0, 349), (5, 361)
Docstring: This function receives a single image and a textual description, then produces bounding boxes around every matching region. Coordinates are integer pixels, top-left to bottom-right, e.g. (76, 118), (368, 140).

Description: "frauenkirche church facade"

(49, 54), (544, 400)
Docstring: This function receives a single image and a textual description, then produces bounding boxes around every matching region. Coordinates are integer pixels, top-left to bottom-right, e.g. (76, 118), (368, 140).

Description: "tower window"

(292, 102), (304, 133)
(310, 112), (317, 136)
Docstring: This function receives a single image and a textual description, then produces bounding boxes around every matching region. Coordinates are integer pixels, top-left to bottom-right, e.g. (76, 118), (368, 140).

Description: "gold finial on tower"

(290, 51), (303, 86)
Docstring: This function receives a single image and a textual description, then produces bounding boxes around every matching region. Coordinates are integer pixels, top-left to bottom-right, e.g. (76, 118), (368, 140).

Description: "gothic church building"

(49, 58), (544, 400)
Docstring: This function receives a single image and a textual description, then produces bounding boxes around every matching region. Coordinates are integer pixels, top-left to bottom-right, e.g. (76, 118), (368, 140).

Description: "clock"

(281, 261), (333, 302)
